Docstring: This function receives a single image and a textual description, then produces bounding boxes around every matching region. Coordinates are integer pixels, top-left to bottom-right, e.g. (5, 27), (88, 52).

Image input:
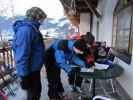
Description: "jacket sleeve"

(55, 50), (72, 73)
(72, 55), (86, 68)
(14, 26), (34, 76)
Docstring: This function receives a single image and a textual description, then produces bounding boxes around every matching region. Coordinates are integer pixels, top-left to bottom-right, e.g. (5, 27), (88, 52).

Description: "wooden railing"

(0, 47), (14, 69)
(0, 46), (15, 96)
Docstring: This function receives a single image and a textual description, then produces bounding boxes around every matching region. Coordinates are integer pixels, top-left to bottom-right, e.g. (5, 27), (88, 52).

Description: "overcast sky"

(13, 0), (64, 18)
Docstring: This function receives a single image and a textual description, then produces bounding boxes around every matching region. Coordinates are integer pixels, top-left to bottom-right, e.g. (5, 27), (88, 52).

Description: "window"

(112, 0), (133, 64)
(116, 6), (132, 53)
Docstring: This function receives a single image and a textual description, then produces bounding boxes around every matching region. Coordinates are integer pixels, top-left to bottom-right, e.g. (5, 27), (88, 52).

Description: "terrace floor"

(5, 67), (125, 100)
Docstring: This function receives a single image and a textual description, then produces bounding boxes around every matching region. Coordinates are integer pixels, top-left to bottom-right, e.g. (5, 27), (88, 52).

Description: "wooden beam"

(90, 12), (93, 32)
(60, 0), (100, 17)
(77, 0), (98, 7)
(83, 0), (101, 18)
(77, 8), (91, 13)
(76, 1), (88, 7)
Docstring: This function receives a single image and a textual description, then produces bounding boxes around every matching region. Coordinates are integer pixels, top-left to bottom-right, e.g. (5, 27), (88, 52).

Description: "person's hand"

(85, 64), (91, 68)
(85, 61), (94, 68)
(20, 75), (31, 90)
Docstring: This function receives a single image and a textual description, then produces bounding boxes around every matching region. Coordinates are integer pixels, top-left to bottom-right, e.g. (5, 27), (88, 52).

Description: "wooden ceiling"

(60, 0), (101, 17)
(77, 0), (98, 12)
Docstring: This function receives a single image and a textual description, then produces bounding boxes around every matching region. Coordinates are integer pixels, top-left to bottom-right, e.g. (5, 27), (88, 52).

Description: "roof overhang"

(60, 0), (101, 18)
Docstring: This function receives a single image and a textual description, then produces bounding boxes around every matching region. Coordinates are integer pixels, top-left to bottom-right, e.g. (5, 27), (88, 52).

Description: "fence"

(0, 46), (16, 96)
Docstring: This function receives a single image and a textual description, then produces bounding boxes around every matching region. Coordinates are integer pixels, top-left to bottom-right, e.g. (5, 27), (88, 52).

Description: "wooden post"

(90, 12), (93, 33)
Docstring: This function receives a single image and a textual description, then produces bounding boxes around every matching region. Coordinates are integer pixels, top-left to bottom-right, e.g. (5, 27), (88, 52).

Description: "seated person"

(94, 41), (114, 65)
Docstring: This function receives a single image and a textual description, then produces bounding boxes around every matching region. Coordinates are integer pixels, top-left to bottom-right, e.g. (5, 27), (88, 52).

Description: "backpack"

(44, 47), (56, 67)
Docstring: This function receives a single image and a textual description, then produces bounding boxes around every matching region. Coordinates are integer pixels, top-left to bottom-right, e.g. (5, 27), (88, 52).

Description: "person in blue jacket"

(12, 7), (47, 100)
(45, 39), (91, 100)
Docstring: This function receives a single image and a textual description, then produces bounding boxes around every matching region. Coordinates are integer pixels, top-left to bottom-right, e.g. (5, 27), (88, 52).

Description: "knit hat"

(74, 40), (91, 57)
(81, 32), (95, 45)
(74, 40), (87, 52)
(26, 7), (47, 21)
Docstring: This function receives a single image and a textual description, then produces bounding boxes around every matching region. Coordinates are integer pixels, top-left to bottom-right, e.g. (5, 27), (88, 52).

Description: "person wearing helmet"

(12, 7), (47, 100)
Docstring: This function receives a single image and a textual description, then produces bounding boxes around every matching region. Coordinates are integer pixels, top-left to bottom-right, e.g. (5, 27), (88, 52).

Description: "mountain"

(0, 15), (25, 35)
(0, 15), (75, 39)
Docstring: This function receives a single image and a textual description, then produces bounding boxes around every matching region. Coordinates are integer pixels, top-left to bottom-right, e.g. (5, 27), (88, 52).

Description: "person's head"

(26, 7), (47, 24)
(73, 40), (90, 57)
(80, 32), (95, 46)
(73, 32), (96, 56)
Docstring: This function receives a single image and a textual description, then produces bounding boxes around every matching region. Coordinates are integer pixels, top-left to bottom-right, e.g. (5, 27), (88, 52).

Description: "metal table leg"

(92, 78), (96, 98)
